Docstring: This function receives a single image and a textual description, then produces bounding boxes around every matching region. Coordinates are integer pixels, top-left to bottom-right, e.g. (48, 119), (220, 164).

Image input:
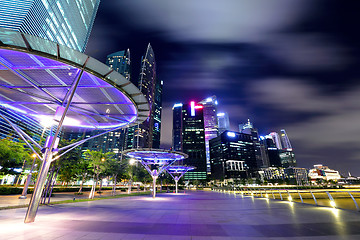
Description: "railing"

(212, 187), (360, 211)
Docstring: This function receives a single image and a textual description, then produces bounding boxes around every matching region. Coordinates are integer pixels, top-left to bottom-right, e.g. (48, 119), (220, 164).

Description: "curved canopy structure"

(124, 148), (188, 164)
(124, 148), (188, 198)
(0, 27), (150, 223)
(167, 166), (195, 174)
(166, 165), (195, 194)
(0, 27), (149, 129)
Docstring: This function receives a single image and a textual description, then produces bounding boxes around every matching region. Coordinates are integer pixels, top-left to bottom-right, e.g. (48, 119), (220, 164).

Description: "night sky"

(85, 0), (360, 176)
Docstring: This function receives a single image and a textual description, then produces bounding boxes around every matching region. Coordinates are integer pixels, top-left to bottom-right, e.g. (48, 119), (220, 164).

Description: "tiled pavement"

(0, 191), (360, 239)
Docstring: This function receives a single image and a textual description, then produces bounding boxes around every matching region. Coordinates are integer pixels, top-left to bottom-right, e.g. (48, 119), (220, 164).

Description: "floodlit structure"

(0, 0), (100, 52)
(166, 166), (195, 194)
(0, 27), (149, 223)
(124, 149), (188, 198)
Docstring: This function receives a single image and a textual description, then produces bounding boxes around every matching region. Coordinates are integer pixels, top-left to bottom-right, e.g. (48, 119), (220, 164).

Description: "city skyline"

(85, 1), (360, 176)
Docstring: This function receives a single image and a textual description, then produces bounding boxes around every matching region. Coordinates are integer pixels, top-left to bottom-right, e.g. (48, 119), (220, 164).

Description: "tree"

(76, 155), (91, 194)
(104, 157), (127, 195)
(57, 139), (83, 185)
(0, 138), (31, 175)
(84, 150), (114, 199)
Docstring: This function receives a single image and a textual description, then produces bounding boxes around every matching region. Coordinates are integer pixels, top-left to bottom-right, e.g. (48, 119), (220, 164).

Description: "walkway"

(1, 191), (360, 239)
(0, 190), (137, 208)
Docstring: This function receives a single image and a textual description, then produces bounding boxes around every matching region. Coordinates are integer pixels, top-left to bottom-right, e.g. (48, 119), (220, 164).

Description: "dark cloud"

(87, 1), (360, 175)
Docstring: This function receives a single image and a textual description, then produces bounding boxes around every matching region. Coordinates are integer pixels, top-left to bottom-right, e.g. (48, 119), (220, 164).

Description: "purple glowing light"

(0, 49), (139, 129)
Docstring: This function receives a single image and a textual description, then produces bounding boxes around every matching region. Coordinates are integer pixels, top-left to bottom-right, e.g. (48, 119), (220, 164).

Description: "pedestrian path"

(1, 190), (360, 239)
(0, 190), (139, 208)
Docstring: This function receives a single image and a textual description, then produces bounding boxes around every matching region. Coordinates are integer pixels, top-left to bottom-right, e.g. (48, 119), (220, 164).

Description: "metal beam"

(0, 112), (42, 160)
(0, 57), (62, 104)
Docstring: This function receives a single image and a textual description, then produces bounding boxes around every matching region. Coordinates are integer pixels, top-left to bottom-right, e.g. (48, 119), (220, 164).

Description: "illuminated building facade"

(172, 103), (183, 151)
(261, 135), (282, 167)
(129, 43), (162, 149)
(261, 130), (296, 168)
(0, 0), (100, 52)
(280, 129), (292, 150)
(217, 112), (230, 134)
(106, 50), (131, 81)
(0, 106), (49, 143)
(240, 119), (268, 168)
(172, 102), (207, 180)
(0, 0), (99, 142)
(210, 131), (257, 180)
(309, 164), (341, 183)
(74, 49), (131, 156)
(269, 132), (282, 149)
(199, 96), (219, 174)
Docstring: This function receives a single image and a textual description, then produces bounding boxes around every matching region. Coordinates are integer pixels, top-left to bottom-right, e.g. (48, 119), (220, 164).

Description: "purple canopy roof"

(0, 27), (149, 129)
(124, 148), (188, 165)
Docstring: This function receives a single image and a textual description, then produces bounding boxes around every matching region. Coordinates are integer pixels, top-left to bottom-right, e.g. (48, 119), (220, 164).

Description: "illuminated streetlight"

(129, 158), (137, 165)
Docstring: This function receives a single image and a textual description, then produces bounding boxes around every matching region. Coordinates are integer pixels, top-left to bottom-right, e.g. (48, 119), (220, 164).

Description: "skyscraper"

(0, 0), (100, 52)
(172, 102), (207, 180)
(106, 50), (131, 81)
(85, 49), (131, 156)
(261, 130), (296, 168)
(269, 132), (282, 149)
(129, 43), (162, 149)
(261, 135), (282, 167)
(210, 131), (257, 180)
(172, 103), (183, 151)
(280, 129), (292, 150)
(199, 96), (219, 174)
(0, 0), (99, 143)
(240, 119), (266, 169)
(217, 112), (230, 134)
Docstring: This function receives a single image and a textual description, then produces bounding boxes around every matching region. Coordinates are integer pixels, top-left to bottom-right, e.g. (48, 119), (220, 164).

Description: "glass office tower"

(131, 43), (162, 149)
(85, 49), (131, 156)
(0, 0), (100, 52)
(210, 131), (256, 180)
(217, 112), (230, 134)
(199, 96), (219, 174)
(173, 102), (207, 180)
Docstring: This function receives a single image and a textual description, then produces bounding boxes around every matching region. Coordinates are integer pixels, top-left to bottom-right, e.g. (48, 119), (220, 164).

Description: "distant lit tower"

(132, 43), (162, 149)
(172, 102), (206, 180)
(210, 131), (257, 180)
(280, 129), (292, 150)
(240, 119), (264, 169)
(199, 96), (219, 174)
(261, 135), (281, 167)
(106, 50), (131, 81)
(217, 112), (230, 134)
(86, 49), (131, 156)
(172, 103), (183, 151)
(278, 129), (296, 167)
(0, 0), (100, 52)
(269, 132), (282, 149)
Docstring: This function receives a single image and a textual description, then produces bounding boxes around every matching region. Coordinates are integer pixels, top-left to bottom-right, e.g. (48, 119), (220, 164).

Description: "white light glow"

(190, 101), (195, 116)
(227, 132), (236, 137)
(173, 103), (183, 108)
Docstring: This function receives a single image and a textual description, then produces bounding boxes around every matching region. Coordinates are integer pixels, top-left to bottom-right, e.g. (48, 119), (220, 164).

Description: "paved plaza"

(1, 190), (360, 239)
